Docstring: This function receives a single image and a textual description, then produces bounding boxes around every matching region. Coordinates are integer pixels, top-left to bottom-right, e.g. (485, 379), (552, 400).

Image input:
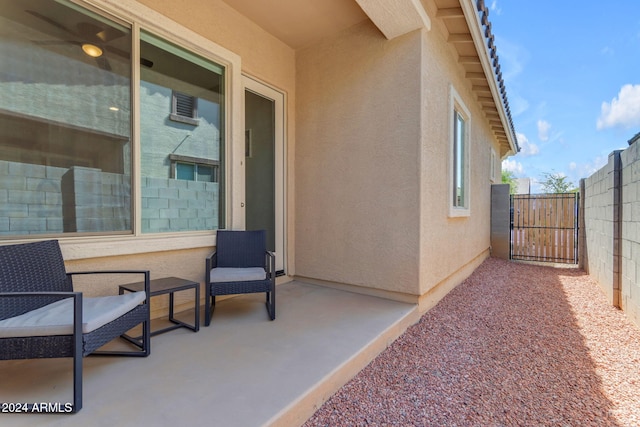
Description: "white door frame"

(242, 75), (286, 273)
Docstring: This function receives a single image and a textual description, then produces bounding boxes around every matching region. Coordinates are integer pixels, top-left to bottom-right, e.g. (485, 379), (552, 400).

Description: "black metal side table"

(119, 276), (200, 337)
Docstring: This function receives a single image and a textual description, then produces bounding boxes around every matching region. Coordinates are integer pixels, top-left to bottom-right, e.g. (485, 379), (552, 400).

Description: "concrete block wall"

(0, 161), (130, 235)
(62, 167), (131, 233)
(1, 42), (130, 139)
(581, 153), (617, 304)
(620, 142), (640, 326)
(582, 141), (640, 328)
(141, 177), (219, 233)
(0, 160), (66, 235)
(0, 159), (219, 236)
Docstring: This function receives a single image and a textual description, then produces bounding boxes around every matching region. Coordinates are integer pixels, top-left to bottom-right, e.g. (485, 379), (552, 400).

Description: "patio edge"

(264, 303), (421, 427)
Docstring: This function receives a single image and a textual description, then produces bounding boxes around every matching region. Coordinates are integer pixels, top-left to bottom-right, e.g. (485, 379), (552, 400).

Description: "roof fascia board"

(459, 0), (518, 156)
(355, 0), (431, 40)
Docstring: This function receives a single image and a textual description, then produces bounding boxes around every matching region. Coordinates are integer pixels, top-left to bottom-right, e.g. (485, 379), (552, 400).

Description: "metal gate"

(510, 193), (579, 264)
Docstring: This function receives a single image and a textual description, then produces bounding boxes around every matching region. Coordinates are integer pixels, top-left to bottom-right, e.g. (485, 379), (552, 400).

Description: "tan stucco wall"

(135, 0), (295, 91)
(295, 16), (501, 301)
(295, 21), (423, 295)
(417, 20), (499, 298)
(9, 0), (504, 316)
(65, 248), (210, 319)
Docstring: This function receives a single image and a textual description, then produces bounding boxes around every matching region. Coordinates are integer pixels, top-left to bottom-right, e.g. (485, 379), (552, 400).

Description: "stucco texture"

(6, 0), (504, 313)
(417, 22), (498, 297)
(295, 17), (500, 299)
(135, 0), (295, 90)
(65, 247), (210, 318)
(295, 22), (422, 295)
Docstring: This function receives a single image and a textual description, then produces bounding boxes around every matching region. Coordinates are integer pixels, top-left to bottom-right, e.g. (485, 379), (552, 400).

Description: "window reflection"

(0, 0), (132, 235)
(140, 32), (224, 233)
(0, 1), (225, 238)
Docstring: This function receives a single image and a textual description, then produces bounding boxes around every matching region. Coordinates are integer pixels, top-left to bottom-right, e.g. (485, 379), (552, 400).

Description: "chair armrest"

(0, 291), (81, 300)
(67, 271), (150, 301)
(206, 251), (218, 283)
(0, 292), (83, 339)
(264, 251), (275, 278)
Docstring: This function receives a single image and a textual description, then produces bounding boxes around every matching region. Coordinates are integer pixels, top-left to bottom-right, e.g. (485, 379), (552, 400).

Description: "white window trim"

(449, 86), (471, 218)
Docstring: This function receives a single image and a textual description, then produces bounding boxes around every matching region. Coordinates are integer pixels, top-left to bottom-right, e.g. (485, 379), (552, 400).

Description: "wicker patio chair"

(205, 230), (276, 325)
(0, 240), (150, 413)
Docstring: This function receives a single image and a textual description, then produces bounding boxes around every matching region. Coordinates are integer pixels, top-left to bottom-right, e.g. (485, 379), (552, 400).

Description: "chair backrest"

(0, 240), (71, 319)
(216, 230), (266, 268)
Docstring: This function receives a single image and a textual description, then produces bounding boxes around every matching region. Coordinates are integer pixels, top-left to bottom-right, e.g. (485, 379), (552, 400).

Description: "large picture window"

(0, 1), (225, 238)
(140, 32), (224, 233)
(0, 0), (132, 236)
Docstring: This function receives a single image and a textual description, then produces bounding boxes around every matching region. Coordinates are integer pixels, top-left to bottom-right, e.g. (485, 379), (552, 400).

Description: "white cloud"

(502, 159), (524, 175)
(509, 94), (530, 117)
(537, 120), (551, 142)
(563, 156), (609, 189)
(490, 1), (502, 15)
(492, 36), (529, 117)
(597, 84), (640, 130)
(576, 156), (608, 178)
(600, 46), (615, 56)
(495, 37), (527, 82)
(516, 132), (539, 156)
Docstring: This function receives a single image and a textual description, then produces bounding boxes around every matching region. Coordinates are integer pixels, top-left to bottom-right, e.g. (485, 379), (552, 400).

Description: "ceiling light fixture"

(81, 43), (103, 58)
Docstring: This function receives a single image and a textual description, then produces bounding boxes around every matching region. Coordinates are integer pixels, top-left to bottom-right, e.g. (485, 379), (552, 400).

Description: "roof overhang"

(221, 0), (517, 157)
(355, 0), (431, 39)
(431, 0), (519, 158)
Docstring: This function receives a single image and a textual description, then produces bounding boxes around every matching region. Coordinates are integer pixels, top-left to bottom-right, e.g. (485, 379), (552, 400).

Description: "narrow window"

(453, 111), (466, 207)
(449, 87), (471, 217)
(172, 158), (218, 183)
(490, 147), (497, 183)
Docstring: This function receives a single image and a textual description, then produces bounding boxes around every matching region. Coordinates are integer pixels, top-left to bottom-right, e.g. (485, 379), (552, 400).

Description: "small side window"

(170, 155), (218, 183)
(490, 147), (497, 183)
(449, 86), (471, 217)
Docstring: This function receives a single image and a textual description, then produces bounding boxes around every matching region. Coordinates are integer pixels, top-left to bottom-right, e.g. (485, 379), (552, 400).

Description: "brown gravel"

(303, 257), (640, 427)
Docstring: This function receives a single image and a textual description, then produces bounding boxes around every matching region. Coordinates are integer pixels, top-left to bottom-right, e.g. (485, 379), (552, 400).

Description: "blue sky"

(488, 1), (640, 192)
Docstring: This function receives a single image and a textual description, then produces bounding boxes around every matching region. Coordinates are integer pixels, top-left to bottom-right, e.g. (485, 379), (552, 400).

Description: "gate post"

(579, 179), (587, 270)
(491, 184), (511, 260)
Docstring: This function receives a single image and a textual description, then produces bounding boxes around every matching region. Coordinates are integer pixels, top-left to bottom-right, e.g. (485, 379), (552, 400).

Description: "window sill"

(57, 232), (217, 260)
(169, 114), (199, 126)
(448, 207), (471, 218)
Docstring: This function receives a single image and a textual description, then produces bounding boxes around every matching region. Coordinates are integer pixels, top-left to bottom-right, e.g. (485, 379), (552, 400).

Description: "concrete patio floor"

(0, 281), (418, 427)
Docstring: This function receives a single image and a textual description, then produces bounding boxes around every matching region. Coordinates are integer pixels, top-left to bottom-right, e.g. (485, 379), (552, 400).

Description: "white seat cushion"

(0, 291), (146, 338)
(210, 267), (266, 283)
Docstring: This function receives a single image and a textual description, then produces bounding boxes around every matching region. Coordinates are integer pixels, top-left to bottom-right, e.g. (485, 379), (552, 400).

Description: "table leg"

(194, 285), (200, 332)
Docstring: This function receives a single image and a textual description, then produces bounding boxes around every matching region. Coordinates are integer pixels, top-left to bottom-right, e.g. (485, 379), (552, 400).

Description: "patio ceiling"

(221, 0), (368, 50)
(222, 0), (518, 157)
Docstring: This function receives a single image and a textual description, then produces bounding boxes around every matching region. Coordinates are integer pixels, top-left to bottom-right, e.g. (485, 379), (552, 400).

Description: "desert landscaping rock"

(304, 258), (640, 426)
